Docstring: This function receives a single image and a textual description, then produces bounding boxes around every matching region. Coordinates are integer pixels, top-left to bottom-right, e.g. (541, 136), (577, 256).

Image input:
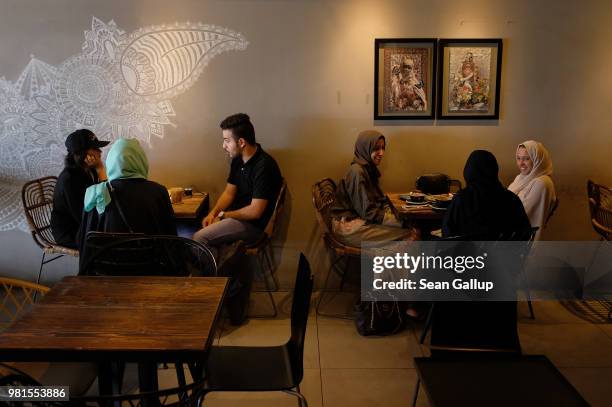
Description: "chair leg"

(317, 255), (358, 319)
(527, 300), (535, 320)
(338, 256), (352, 291)
(419, 304), (434, 344)
(249, 250), (278, 318)
(36, 252), (46, 286)
(316, 255), (343, 315)
(265, 244), (279, 291)
(412, 378), (420, 407)
(36, 252), (64, 288)
(263, 245), (279, 291)
(283, 385), (308, 407)
(175, 362), (187, 400)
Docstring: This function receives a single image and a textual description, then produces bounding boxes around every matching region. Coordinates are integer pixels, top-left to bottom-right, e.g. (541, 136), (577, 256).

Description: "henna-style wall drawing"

(0, 17), (248, 231)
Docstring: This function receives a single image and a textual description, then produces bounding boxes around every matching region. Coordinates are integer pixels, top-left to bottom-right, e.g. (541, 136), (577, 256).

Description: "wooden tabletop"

(388, 193), (447, 220)
(0, 276), (228, 363)
(172, 192), (209, 220)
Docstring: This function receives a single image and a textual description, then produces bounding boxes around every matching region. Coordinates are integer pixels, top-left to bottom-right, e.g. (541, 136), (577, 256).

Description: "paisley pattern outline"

(0, 17), (248, 231)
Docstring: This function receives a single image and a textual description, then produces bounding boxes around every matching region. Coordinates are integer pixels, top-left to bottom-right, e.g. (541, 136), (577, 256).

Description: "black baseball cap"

(65, 129), (110, 154)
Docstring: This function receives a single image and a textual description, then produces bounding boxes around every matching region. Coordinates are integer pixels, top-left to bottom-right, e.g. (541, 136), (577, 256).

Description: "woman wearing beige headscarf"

(508, 140), (557, 239)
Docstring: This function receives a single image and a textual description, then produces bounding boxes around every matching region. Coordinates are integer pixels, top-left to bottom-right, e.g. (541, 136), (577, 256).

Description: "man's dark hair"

(220, 113), (256, 145)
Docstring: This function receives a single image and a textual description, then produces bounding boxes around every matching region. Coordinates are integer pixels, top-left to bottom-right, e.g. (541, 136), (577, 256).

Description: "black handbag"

(416, 173), (451, 194)
(354, 300), (404, 336)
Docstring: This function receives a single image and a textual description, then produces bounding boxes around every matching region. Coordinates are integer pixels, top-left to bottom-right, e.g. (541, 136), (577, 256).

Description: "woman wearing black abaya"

(434, 150), (531, 352)
(443, 150), (530, 238)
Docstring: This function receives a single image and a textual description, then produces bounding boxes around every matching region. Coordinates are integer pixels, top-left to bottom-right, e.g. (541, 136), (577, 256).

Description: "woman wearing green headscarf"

(77, 138), (176, 249)
(331, 130), (418, 247)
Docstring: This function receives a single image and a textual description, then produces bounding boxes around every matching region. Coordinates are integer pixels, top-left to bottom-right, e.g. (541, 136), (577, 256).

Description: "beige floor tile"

(321, 368), (428, 407)
(314, 290), (360, 318)
(597, 323), (612, 340)
(247, 290), (289, 318)
(248, 289), (316, 319)
(518, 300), (592, 324)
(519, 323), (612, 367)
(203, 368), (322, 407)
(317, 317), (423, 368)
(218, 317), (319, 369)
(155, 366), (322, 406)
(157, 365), (190, 389)
(560, 368), (612, 407)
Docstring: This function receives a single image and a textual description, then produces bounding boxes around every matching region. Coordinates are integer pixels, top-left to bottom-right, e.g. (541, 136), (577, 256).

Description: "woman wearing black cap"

(50, 129), (110, 248)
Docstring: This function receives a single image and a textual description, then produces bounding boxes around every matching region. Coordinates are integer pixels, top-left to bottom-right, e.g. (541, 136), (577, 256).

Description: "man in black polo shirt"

(193, 113), (282, 258)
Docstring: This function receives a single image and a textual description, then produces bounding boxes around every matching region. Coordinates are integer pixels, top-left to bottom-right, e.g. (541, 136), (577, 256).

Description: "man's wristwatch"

(217, 211), (225, 220)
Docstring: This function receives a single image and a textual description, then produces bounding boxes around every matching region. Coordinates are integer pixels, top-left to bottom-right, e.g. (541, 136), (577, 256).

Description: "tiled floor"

(127, 292), (612, 406)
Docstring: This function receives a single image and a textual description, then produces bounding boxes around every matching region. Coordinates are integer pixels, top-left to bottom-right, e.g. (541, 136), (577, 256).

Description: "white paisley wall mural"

(0, 17), (248, 232)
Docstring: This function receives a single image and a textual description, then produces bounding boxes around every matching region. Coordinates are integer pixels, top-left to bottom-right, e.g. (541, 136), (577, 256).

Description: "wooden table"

(414, 355), (588, 406)
(172, 192), (209, 221)
(0, 276), (227, 361)
(388, 193), (447, 238)
(388, 193), (446, 221)
(0, 276), (228, 397)
(172, 192), (209, 237)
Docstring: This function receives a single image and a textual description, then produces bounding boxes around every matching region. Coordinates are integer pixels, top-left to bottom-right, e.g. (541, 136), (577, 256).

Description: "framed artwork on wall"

(374, 38), (437, 120)
(437, 39), (503, 120)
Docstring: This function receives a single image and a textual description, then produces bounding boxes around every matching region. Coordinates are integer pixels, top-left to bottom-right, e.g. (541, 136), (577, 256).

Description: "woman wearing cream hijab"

(508, 141), (557, 239)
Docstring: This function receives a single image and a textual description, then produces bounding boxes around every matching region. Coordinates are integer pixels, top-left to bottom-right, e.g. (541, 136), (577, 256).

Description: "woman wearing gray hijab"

(331, 130), (417, 247)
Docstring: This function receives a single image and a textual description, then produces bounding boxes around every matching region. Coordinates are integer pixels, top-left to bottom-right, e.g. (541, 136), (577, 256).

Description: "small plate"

(403, 201), (429, 206)
(399, 193), (425, 202)
(430, 205), (447, 211)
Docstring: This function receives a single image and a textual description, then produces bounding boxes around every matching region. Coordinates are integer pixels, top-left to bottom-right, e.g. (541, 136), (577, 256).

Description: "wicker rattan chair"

(312, 178), (361, 317)
(0, 277), (49, 331)
(587, 179), (612, 240)
(0, 277), (98, 397)
(245, 179), (287, 318)
(21, 176), (79, 285)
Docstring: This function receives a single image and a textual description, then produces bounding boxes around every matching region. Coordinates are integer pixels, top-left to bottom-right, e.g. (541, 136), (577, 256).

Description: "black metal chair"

(0, 361), (206, 407)
(412, 236), (528, 407)
(80, 232), (217, 277)
(418, 227), (539, 344)
(201, 253), (314, 406)
(79, 232), (217, 398)
(412, 278), (588, 407)
(21, 176), (79, 286)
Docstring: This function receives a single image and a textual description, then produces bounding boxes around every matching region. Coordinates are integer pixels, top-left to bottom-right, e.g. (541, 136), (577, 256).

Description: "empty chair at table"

(202, 253), (314, 406)
(78, 138), (176, 268)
